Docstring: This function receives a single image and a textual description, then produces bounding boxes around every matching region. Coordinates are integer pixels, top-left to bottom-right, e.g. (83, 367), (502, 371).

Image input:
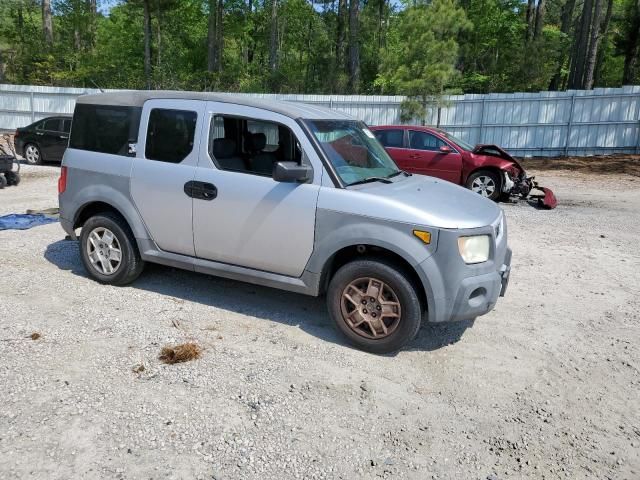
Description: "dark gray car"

(14, 116), (72, 164)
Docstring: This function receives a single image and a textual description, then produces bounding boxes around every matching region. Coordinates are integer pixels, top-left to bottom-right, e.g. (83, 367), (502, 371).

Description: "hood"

(472, 144), (526, 173)
(347, 174), (502, 229)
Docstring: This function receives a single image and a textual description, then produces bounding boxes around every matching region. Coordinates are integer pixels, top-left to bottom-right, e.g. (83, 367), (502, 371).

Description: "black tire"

(5, 171), (20, 186)
(79, 212), (145, 286)
(24, 143), (42, 165)
(0, 175), (6, 189)
(466, 169), (502, 202)
(327, 259), (422, 354)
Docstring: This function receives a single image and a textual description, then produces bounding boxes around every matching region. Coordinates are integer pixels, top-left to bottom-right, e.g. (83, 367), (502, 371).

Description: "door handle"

(36, 132), (44, 136)
(184, 181), (217, 201)
(59, 135), (69, 140)
(408, 154), (421, 159)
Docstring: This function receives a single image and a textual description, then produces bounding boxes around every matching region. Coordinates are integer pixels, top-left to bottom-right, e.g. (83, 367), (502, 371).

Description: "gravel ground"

(0, 163), (639, 480)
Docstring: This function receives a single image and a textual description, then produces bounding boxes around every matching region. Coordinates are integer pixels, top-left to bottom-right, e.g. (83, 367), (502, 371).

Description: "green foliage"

(0, 0), (636, 93)
(376, 0), (471, 122)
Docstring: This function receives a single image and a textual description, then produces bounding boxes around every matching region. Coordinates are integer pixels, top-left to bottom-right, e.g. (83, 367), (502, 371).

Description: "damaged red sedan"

(370, 125), (556, 208)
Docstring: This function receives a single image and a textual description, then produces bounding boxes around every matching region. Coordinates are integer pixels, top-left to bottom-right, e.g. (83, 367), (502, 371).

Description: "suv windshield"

(306, 120), (400, 185)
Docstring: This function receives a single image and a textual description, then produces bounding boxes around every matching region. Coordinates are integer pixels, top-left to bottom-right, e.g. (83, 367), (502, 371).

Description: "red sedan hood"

(472, 144), (526, 172)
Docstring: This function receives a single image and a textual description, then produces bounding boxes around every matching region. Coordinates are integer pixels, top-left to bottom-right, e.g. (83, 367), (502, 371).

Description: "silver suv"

(58, 91), (511, 353)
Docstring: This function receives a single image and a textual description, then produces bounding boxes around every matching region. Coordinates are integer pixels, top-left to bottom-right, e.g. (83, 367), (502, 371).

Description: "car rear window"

(69, 104), (141, 156)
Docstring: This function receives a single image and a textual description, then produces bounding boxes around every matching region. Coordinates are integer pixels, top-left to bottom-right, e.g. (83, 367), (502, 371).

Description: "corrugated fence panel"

(1, 84), (639, 157)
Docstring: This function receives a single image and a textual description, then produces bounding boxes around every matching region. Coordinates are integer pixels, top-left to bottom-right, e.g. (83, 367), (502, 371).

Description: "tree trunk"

(593, 0), (613, 85)
(207, 0), (223, 72)
(156, 1), (162, 68)
(216, 0), (223, 69)
(569, 0), (594, 89)
(377, 0), (385, 50)
(42, 0), (53, 47)
(525, 0), (535, 41)
(549, 0), (576, 90)
(336, 0), (347, 72)
(143, 0), (152, 89)
(584, 0), (607, 89)
(269, 0), (278, 73)
(623, 0), (640, 84)
(245, 0), (253, 65)
(347, 0), (360, 93)
(534, 0), (547, 40)
(86, 0), (97, 48)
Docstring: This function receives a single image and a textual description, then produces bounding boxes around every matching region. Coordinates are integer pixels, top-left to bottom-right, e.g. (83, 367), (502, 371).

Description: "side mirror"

(439, 145), (453, 154)
(272, 161), (312, 183)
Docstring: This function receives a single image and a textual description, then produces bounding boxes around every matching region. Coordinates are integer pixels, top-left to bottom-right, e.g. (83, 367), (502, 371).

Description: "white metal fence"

(1, 83), (639, 157)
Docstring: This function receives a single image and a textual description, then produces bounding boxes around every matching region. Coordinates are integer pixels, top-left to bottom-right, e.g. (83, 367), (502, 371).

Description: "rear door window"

(145, 108), (197, 163)
(41, 118), (61, 132)
(374, 129), (405, 148)
(62, 119), (71, 134)
(409, 131), (447, 151)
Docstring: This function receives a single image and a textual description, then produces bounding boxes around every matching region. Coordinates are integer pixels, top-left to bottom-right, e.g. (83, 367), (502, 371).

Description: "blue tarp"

(0, 213), (58, 231)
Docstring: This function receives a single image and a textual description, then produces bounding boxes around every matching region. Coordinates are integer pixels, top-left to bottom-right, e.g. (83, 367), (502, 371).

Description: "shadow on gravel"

(44, 239), (470, 353)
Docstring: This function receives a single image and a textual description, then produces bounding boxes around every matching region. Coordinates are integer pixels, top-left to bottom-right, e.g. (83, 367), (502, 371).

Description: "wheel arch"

(71, 196), (149, 242)
(318, 243), (430, 312)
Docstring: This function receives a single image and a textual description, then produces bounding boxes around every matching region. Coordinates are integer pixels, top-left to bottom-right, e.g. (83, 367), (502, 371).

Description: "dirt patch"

(521, 154), (640, 176)
(158, 342), (201, 364)
(29, 332), (41, 341)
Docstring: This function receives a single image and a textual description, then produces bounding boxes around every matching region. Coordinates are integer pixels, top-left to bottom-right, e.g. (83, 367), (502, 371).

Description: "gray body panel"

(323, 174), (502, 230)
(191, 101), (323, 277)
(60, 92), (512, 327)
(130, 99), (207, 256)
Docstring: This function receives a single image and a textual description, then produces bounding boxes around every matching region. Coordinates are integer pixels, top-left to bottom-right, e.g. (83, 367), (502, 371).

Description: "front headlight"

(458, 235), (490, 264)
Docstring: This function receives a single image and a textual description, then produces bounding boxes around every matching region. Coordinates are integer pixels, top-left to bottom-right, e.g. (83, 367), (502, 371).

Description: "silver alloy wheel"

(471, 175), (496, 197)
(25, 145), (40, 164)
(86, 227), (123, 275)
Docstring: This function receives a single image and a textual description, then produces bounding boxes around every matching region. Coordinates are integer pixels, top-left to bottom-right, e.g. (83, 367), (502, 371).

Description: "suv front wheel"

(80, 213), (145, 285)
(327, 259), (422, 353)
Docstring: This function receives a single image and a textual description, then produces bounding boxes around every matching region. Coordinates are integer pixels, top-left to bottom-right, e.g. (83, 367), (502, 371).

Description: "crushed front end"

(475, 144), (558, 209)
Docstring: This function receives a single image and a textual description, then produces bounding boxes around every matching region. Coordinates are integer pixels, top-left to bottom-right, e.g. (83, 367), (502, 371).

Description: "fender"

(305, 208), (440, 304)
(60, 148), (152, 241)
(461, 151), (520, 184)
(69, 183), (151, 241)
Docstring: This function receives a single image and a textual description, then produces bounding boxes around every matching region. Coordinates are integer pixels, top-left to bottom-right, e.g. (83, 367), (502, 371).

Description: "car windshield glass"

(442, 131), (474, 151)
(306, 120), (400, 185)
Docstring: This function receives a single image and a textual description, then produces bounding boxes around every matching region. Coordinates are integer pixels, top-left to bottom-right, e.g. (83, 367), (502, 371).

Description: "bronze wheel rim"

(340, 277), (401, 340)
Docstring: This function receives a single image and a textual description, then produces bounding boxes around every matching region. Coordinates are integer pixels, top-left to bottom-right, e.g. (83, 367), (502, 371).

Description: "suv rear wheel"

(327, 259), (422, 353)
(80, 213), (145, 285)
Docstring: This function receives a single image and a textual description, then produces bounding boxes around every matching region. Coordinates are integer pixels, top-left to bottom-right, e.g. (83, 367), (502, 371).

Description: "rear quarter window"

(69, 104), (141, 156)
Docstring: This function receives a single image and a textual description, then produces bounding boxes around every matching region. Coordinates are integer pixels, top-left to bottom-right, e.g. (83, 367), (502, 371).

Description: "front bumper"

(416, 224), (511, 324)
(446, 247), (511, 322)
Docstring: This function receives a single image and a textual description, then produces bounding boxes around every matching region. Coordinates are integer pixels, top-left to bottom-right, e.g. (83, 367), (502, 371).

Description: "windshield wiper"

(346, 176), (394, 187)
